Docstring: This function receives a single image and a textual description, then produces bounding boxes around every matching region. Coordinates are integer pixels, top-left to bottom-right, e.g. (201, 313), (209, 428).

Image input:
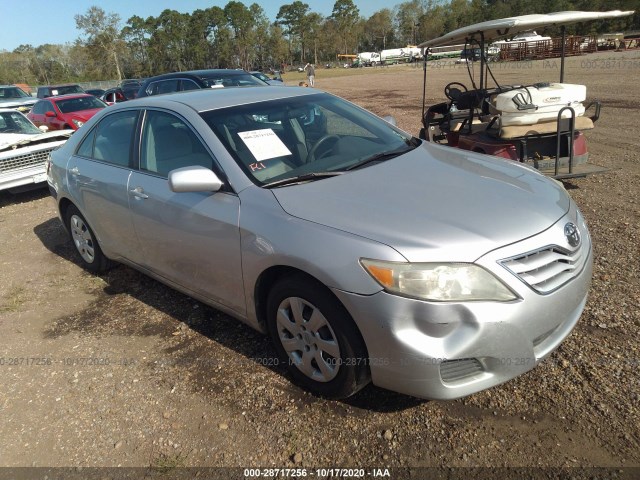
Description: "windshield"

(200, 92), (416, 185)
(251, 72), (270, 82)
(202, 73), (266, 88)
(0, 111), (41, 135)
(56, 96), (106, 113)
(0, 87), (30, 99)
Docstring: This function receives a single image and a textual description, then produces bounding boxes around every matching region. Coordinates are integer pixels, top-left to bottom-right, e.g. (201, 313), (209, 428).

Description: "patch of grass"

(283, 63), (420, 84)
(0, 285), (27, 313)
(150, 451), (189, 473)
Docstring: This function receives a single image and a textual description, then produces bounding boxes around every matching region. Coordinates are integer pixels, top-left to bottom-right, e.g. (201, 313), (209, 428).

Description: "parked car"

(48, 87), (592, 400)
(100, 86), (139, 105)
(28, 94), (107, 131)
(0, 108), (72, 192)
(0, 85), (38, 113)
(13, 83), (32, 95)
(119, 79), (142, 89)
(136, 69), (266, 98)
(250, 71), (285, 86)
(85, 88), (106, 97)
(36, 84), (85, 99)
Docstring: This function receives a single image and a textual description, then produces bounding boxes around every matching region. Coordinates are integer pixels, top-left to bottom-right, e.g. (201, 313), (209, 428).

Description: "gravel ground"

(0, 50), (638, 476)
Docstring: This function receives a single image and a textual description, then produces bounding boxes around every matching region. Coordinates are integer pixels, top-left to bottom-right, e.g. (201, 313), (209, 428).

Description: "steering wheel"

(306, 134), (339, 162)
(444, 82), (468, 101)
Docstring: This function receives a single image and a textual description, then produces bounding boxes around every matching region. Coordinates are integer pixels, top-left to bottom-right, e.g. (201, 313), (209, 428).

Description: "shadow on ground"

(33, 217), (424, 413)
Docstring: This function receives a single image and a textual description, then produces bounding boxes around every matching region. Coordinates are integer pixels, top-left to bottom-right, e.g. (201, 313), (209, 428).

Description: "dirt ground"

(1, 50), (639, 477)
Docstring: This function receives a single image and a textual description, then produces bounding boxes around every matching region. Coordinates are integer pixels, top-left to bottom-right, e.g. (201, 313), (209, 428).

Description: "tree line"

(1, 0), (638, 85)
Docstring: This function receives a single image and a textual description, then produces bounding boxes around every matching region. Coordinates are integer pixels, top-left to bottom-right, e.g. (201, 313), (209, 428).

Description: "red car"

(28, 94), (107, 131)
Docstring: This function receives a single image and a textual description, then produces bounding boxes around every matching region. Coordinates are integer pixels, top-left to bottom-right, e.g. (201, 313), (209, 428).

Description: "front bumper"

(334, 207), (592, 400)
(0, 165), (47, 192)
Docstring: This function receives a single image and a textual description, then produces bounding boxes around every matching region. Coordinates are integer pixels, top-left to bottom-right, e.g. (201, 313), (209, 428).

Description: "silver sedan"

(47, 87), (592, 400)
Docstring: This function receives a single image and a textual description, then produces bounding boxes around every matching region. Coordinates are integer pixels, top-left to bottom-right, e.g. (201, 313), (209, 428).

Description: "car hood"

(271, 142), (570, 262)
(0, 130), (73, 152)
(63, 109), (104, 122)
(0, 98), (37, 108)
(0, 98), (38, 113)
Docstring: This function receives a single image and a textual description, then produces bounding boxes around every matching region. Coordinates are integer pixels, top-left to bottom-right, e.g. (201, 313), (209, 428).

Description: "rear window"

(56, 96), (106, 113)
(50, 85), (84, 96)
(39, 85), (85, 98)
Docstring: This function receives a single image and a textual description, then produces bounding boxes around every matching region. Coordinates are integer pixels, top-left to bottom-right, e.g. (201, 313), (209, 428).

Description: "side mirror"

(45, 111), (56, 118)
(382, 115), (397, 126)
(38, 125), (49, 132)
(168, 166), (223, 193)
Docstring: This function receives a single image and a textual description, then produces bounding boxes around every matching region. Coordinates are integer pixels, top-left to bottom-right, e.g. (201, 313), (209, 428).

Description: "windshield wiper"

(345, 143), (417, 171)
(262, 171), (344, 188)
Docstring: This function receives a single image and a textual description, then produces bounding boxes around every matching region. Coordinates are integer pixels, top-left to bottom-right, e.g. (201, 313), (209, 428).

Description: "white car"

(0, 108), (72, 192)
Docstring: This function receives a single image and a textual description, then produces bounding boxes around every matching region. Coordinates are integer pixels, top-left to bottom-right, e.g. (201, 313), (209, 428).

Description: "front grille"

(0, 148), (52, 173)
(440, 358), (484, 383)
(501, 243), (587, 294)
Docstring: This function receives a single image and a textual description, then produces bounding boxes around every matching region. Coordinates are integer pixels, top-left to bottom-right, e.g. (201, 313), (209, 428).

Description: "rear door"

(127, 109), (244, 314)
(66, 109), (142, 262)
(28, 101), (46, 127)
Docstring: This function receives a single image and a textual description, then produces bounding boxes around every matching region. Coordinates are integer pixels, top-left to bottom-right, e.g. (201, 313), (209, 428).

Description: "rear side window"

(147, 79), (179, 96)
(180, 79), (200, 91)
(31, 101), (45, 115)
(76, 110), (138, 167)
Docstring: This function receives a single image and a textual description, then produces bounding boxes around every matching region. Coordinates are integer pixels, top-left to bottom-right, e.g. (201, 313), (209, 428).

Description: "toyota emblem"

(564, 222), (581, 248)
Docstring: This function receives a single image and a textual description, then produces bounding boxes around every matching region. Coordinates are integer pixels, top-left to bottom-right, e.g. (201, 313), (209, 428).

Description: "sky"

(0, 0), (395, 52)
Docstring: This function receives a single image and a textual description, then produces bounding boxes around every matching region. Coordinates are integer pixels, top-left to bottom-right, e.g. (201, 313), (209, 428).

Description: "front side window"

(76, 110), (138, 167)
(200, 93), (415, 185)
(140, 110), (213, 177)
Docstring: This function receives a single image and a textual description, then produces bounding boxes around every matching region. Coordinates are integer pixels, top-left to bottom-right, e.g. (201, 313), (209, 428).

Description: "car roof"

(39, 83), (82, 88)
(419, 10), (634, 47)
(111, 86), (322, 113)
(143, 69), (252, 82)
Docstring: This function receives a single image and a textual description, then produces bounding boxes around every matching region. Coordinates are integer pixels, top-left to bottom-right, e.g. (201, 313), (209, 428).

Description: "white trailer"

(380, 48), (412, 65)
(357, 52), (381, 66)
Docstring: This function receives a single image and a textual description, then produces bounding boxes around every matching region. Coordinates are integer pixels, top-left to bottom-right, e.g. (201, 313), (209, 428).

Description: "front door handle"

(129, 187), (149, 199)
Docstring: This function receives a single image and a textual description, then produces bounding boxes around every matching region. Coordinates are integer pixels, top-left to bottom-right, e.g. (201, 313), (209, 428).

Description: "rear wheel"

(65, 205), (112, 273)
(266, 275), (370, 399)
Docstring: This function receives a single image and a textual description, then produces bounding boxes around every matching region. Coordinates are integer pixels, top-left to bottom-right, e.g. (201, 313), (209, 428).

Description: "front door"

(127, 110), (244, 315)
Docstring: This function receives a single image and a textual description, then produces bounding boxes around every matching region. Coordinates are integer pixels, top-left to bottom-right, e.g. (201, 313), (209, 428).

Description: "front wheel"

(266, 275), (370, 399)
(65, 205), (112, 273)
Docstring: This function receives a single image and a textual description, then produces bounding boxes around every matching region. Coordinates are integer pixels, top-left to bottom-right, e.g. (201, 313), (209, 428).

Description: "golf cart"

(418, 10), (634, 179)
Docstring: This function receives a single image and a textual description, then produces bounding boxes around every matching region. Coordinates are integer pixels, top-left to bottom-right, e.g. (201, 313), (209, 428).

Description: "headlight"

(72, 119), (84, 128)
(360, 259), (517, 302)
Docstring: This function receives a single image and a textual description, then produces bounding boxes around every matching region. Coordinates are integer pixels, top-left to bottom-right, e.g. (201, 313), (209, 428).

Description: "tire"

(266, 274), (370, 399)
(65, 205), (112, 273)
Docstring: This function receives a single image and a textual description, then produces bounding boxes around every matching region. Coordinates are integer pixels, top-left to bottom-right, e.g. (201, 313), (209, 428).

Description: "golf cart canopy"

(418, 10), (635, 48)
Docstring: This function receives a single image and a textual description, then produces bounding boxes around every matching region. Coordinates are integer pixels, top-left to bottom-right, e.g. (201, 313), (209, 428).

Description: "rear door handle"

(69, 166), (79, 175)
(129, 187), (149, 199)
